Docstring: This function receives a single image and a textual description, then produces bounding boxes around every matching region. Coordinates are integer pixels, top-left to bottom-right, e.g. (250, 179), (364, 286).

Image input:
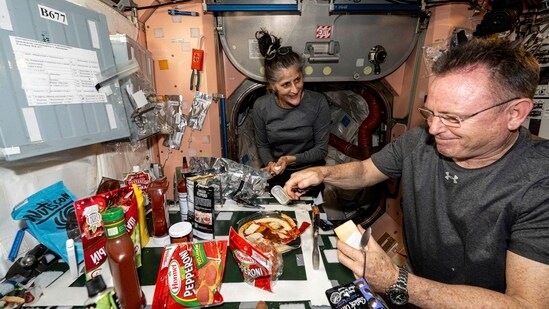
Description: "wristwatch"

(386, 267), (409, 305)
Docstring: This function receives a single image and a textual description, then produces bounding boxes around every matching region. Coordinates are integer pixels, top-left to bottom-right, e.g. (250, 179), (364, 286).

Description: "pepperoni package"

(152, 240), (228, 308)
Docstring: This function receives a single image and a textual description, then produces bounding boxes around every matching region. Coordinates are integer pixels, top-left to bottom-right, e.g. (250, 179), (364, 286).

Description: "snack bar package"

(152, 240), (228, 308)
(326, 279), (389, 309)
(11, 181), (83, 264)
(73, 185), (142, 283)
(228, 227), (283, 292)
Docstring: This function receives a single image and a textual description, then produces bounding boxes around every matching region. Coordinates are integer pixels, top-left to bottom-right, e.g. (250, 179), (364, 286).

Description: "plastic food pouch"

(73, 185), (142, 283)
(188, 92), (212, 131)
(152, 240), (228, 308)
(11, 181), (83, 264)
(228, 227), (282, 292)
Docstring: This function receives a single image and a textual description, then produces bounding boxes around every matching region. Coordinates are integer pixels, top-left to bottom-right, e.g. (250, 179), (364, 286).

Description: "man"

(284, 38), (549, 308)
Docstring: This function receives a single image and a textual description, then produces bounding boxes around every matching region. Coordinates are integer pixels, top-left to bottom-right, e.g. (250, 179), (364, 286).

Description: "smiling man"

(284, 38), (549, 308)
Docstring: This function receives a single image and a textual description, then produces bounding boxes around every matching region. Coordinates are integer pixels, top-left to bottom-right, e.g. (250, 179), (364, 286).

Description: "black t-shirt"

(371, 125), (549, 292)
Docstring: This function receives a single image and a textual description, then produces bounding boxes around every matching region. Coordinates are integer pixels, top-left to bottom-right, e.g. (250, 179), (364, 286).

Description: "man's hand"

(337, 224), (399, 293)
(283, 167), (324, 199)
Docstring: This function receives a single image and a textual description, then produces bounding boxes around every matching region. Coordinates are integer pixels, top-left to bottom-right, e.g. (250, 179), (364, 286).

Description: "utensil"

(360, 227), (372, 279)
(312, 204), (320, 270)
(234, 197), (265, 209)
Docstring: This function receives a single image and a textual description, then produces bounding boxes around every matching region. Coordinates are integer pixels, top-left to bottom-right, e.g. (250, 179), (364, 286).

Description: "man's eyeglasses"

(265, 46), (292, 60)
(417, 97), (519, 128)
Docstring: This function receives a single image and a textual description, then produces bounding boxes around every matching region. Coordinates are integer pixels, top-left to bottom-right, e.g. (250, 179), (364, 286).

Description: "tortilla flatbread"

(238, 213), (299, 252)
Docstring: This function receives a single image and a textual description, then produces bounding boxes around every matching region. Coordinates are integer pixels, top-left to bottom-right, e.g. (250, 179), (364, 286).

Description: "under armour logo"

(445, 172), (459, 183)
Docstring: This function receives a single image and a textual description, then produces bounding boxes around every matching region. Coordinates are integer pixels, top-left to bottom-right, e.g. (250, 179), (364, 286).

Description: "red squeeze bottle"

(147, 177), (170, 237)
(102, 207), (146, 309)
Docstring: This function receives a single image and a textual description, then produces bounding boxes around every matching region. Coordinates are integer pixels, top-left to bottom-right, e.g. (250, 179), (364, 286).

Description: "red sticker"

(316, 25), (332, 39)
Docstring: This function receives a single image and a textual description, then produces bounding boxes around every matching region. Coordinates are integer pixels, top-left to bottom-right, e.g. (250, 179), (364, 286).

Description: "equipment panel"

(0, 0), (130, 160)
(207, 0), (425, 82)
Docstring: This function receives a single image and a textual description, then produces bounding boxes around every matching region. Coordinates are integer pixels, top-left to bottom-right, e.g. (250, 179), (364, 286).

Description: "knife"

(234, 197), (265, 209)
(312, 204), (320, 270)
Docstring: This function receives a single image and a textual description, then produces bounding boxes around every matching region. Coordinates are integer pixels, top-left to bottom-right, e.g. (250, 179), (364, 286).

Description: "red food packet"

(152, 240), (228, 308)
(73, 185), (142, 283)
(228, 227), (283, 292)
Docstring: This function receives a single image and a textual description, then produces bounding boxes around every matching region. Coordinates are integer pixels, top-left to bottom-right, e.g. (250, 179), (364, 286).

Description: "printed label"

(38, 4), (68, 25)
(21, 192), (73, 226)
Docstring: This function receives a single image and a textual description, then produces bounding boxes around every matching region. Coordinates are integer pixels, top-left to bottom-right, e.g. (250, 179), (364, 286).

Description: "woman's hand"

(272, 156), (291, 175)
(261, 156), (295, 176)
(260, 161), (283, 176)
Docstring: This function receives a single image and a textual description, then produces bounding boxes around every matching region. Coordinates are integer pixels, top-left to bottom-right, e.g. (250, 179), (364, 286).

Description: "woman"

(252, 29), (331, 197)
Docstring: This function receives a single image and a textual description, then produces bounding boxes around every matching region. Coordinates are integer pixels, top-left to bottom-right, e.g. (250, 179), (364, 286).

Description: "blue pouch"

(11, 181), (83, 264)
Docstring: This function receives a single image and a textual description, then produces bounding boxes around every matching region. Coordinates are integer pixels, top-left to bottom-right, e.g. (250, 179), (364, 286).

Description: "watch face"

(387, 288), (409, 305)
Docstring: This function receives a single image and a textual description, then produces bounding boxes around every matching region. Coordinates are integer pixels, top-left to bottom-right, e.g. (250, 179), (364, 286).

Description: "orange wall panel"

(139, 1), (221, 199)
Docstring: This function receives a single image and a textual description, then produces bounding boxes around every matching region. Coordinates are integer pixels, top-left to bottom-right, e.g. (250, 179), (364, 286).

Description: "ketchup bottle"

(147, 177), (170, 238)
(102, 207), (146, 309)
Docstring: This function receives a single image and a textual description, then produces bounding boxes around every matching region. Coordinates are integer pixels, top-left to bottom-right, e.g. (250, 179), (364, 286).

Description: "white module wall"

(0, 0), (130, 161)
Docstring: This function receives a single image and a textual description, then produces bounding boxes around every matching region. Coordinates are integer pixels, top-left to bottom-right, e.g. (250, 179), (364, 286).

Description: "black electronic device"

(5, 244), (56, 283)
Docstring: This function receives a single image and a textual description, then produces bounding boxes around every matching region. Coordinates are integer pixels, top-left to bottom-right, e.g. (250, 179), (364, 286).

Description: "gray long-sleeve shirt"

(252, 89), (331, 167)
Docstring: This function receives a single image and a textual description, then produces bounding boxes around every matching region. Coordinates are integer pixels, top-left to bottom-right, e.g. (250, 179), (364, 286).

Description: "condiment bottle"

(147, 177), (170, 238)
(177, 157), (189, 221)
(84, 274), (120, 309)
(102, 207), (146, 309)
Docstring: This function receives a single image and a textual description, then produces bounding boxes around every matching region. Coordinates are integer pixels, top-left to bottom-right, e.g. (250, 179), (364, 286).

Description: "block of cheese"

(334, 219), (362, 249)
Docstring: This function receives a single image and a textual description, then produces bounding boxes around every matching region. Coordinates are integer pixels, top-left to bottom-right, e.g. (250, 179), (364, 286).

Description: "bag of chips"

(228, 227), (283, 292)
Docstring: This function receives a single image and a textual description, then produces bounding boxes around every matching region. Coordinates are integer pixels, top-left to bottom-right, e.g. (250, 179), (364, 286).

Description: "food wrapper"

(11, 181), (83, 265)
(189, 156), (270, 203)
(326, 279), (389, 309)
(228, 227), (283, 292)
(188, 92), (212, 131)
(73, 185), (142, 283)
(152, 240), (228, 308)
